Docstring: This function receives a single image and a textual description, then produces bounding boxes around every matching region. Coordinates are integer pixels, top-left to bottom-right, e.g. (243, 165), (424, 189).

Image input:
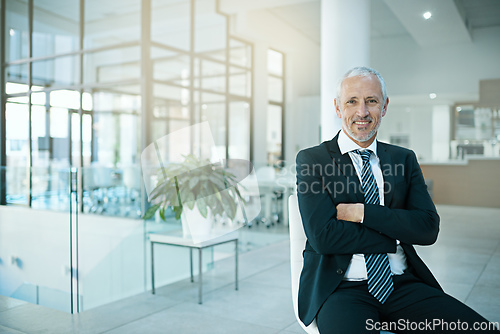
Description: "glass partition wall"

(1, 0), (253, 210)
(0, 0), (254, 313)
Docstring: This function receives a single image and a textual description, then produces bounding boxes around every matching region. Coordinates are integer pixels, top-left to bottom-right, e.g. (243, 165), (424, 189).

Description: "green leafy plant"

(143, 154), (245, 222)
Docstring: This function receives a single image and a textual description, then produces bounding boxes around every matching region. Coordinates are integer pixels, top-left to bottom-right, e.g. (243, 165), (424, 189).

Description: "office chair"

(288, 194), (320, 334)
(289, 194), (394, 334)
(256, 166), (280, 227)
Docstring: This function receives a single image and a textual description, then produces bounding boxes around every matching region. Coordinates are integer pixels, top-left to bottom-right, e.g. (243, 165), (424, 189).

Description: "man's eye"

(347, 100), (355, 104)
(367, 99), (378, 104)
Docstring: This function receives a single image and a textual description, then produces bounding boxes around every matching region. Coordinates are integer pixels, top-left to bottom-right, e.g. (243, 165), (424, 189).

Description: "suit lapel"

(377, 142), (395, 207)
(324, 133), (364, 203)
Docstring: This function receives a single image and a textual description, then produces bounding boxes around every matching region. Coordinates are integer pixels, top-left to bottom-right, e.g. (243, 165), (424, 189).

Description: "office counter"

(420, 158), (500, 208)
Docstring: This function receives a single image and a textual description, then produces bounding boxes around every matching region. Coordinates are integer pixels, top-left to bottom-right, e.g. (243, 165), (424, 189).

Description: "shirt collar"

(338, 129), (378, 157)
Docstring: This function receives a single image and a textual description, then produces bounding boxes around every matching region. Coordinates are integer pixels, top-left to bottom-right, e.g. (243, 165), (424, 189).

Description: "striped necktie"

(355, 149), (394, 304)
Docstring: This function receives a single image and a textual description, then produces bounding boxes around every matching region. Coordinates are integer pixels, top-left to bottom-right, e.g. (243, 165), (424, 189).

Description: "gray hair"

(336, 66), (387, 107)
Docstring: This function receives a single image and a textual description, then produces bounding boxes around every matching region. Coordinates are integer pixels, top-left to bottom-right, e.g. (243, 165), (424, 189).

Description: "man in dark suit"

(295, 66), (499, 333)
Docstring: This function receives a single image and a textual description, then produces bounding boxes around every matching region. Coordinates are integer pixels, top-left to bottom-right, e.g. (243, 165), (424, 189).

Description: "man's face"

(334, 74), (388, 147)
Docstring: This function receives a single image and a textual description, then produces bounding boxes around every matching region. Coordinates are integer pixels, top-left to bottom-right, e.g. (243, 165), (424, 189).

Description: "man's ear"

(381, 97), (389, 117)
(334, 98), (342, 118)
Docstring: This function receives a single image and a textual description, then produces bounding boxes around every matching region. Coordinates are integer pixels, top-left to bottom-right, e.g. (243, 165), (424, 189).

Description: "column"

(321, 0), (371, 141)
(432, 105), (451, 161)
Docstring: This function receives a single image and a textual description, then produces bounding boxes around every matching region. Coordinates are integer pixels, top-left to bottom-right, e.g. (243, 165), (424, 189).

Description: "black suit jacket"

(295, 132), (441, 326)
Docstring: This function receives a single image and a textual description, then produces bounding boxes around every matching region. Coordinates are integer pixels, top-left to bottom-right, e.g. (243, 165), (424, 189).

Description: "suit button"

(336, 268), (344, 275)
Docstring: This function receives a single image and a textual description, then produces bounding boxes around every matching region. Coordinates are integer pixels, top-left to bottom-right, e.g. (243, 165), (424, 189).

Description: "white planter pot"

(181, 206), (212, 242)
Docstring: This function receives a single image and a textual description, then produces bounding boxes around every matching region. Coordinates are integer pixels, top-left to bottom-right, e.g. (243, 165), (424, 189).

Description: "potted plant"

(143, 154), (245, 238)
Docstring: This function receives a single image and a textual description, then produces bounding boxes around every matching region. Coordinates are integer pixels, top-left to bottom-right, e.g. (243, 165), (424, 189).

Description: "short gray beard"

(340, 111), (382, 143)
(345, 122), (379, 142)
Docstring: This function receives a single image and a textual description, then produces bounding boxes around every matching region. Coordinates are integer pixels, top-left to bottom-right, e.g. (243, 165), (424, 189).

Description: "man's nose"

(355, 101), (369, 117)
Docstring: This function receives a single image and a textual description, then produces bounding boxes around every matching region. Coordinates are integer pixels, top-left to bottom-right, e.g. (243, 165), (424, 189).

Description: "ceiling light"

(9, 29), (15, 36)
(423, 11), (432, 20)
(456, 107), (462, 112)
(429, 93), (437, 99)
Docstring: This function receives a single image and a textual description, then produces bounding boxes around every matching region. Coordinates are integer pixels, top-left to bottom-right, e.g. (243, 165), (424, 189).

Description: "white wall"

(378, 105), (433, 161)
(371, 26), (500, 99)
(432, 105), (451, 161)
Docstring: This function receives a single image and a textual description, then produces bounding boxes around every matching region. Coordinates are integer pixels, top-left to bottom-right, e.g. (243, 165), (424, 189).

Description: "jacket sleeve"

(296, 148), (397, 255)
(363, 151), (440, 246)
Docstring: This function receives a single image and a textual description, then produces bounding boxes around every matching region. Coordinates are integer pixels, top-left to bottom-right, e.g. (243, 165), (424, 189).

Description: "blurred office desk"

(257, 175), (296, 226)
(149, 231), (238, 304)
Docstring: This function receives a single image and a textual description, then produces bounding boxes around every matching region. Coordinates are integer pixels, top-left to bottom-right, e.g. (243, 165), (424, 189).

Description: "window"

(267, 49), (284, 166)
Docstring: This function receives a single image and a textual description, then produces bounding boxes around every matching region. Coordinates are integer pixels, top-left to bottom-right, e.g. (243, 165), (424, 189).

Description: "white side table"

(149, 231), (238, 304)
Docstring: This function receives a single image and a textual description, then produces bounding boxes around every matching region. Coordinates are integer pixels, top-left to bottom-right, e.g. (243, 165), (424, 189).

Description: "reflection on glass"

(84, 0), (140, 49)
(152, 0), (190, 51)
(33, 0), (79, 58)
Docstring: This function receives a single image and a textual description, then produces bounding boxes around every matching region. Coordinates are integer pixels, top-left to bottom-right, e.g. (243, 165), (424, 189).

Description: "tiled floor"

(1, 205), (499, 333)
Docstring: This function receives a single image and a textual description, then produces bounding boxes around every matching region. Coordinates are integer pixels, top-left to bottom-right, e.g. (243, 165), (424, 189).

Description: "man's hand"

(336, 203), (364, 223)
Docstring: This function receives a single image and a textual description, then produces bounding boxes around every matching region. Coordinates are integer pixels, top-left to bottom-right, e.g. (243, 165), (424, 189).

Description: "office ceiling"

(26, 0), (500, 48)
(267, 0), (500, 47)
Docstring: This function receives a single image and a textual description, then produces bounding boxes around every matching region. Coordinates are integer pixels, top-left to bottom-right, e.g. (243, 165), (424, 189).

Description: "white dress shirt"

(337, 130), (407, 280)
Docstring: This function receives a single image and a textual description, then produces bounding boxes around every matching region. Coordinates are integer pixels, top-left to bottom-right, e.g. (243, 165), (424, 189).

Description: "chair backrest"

(289, 194), (320, 334)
